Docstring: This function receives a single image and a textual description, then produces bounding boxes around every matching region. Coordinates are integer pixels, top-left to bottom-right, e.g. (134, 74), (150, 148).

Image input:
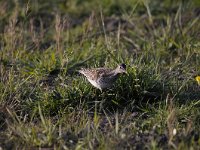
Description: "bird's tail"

(78, 68), (84, 75)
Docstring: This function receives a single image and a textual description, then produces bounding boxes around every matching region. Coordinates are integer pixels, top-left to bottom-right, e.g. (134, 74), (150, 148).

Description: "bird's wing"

(79, 68), (112, 80)
(96, 68), (113, 78)
(79, 68), (97, 80)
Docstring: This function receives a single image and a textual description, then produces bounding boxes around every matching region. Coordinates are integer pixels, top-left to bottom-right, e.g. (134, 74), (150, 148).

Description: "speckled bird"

(79, 64), (127, 91)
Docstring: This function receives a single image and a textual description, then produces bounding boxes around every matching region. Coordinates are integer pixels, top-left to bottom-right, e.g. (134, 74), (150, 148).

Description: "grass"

(0, 0), (200, 149)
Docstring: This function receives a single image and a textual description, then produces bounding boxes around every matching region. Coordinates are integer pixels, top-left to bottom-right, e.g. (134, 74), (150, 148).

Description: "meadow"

(0, 0), (200, 149)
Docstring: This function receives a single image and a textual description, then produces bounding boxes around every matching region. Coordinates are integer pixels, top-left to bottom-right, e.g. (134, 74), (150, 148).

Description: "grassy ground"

(0, 0), (200, 149)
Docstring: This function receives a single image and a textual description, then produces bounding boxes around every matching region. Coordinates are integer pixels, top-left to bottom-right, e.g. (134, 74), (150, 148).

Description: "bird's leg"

(99, 88), (102, 93)
(99, 90), (106, 111)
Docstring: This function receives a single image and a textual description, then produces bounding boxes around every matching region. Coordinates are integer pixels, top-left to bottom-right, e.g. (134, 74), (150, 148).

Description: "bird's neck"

(110, 69), (120, 76)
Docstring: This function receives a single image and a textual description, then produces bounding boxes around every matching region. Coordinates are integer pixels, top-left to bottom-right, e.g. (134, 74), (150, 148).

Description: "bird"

(79, 63), (127, 91)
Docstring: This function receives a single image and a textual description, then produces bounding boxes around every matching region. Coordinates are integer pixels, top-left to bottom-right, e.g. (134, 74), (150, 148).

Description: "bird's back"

(79, 67), (113, 81)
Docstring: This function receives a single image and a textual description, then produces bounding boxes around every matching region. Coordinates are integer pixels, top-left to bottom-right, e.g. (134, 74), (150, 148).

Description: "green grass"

(0, 0), (200, 149)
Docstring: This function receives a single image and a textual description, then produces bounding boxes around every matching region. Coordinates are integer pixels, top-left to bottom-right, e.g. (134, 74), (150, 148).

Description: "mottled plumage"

(79, 64), (127, 91)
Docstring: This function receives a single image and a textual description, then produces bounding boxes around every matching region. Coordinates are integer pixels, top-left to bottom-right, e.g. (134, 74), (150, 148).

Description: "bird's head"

(116, 63), (127, 74)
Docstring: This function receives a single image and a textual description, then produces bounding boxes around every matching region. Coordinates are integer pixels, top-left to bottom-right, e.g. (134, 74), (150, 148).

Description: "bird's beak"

(124, 71), (128, 74)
